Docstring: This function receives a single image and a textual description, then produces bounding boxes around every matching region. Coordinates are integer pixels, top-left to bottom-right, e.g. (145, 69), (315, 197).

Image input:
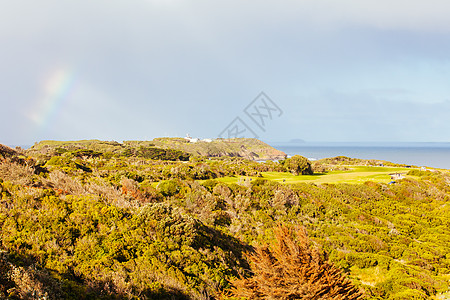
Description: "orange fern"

(227, 225), (364, 300)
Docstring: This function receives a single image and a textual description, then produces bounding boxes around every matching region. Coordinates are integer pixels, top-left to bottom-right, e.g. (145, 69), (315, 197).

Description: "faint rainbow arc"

(34, 68), (77, 132)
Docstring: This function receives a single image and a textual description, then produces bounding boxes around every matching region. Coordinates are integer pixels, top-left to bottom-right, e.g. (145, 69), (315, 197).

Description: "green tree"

(157, 179), (180, 197)
(282, 155), (313, 175)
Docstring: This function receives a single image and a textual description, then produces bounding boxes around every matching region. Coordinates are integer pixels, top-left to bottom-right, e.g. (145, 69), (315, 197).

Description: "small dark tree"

(283, 155), (313, 175)
(226, 225), (364, 300)
(157, 179), (180, 197)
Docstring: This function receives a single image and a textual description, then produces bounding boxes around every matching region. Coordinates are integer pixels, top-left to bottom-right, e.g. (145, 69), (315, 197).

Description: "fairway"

(208, 166), (415, 185)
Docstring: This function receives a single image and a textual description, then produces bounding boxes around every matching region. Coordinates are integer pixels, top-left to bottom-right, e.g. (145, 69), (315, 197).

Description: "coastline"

(272, 143), (450, 169)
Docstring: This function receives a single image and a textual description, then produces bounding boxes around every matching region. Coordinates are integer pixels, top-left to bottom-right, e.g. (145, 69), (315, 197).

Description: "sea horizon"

(270, 142), (450, 169)
(5, 140), (450, 170)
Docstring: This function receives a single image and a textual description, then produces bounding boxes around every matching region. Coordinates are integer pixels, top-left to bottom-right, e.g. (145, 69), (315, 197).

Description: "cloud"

(152, 0), (450, 33)
(282, 90), (450, 142)
(2, 0), (450, 144)
(315, 0), (450, 32)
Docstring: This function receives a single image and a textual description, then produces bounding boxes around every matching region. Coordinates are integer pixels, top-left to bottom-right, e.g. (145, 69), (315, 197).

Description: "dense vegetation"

(28, 138), (286, 162)
(1, 141), (449, 299)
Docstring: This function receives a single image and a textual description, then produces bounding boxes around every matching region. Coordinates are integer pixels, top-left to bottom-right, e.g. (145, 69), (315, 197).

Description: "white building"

(185, 134), (212, 143)
(184, 134), (199, 143)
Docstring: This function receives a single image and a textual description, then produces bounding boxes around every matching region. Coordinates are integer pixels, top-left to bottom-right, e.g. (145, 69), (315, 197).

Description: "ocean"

(7, 142), (450, 170)
(272, 143), (450, 170)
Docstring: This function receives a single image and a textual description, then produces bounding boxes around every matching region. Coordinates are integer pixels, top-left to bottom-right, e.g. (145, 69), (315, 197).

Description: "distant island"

(289, 138), (306, 143)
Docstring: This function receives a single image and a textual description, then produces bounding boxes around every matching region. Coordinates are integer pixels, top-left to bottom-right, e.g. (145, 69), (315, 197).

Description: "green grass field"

(207, 166), (415, 185)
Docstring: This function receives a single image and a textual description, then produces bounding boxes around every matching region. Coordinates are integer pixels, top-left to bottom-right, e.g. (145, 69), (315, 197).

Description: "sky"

(1, 0), (450, 146)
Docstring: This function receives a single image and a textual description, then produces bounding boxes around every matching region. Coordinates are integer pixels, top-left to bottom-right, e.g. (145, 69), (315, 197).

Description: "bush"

(226, 225), (363, 299)
(70, 149), (103, 158)
(157, 180), (180, 197)
(407, 169), (433, 177)
(282, 155), (313, 175)
(201, 179), (218, 192)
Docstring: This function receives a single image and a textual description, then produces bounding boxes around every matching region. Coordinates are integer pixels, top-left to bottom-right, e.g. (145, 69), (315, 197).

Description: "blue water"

(272, 143), (450, 169)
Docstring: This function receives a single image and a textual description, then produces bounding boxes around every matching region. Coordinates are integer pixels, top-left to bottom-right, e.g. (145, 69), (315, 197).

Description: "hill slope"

(0, 144), (16, 158)
(125, 138), (286, 160)
(1, 144), (449, 299)
(27, 138), (287, 161)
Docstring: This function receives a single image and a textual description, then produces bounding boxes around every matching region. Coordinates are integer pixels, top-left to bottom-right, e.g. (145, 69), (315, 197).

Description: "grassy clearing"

(263, 166), (414, 184)
(200, 166), (416, 185)
(350, 266), (387, 287)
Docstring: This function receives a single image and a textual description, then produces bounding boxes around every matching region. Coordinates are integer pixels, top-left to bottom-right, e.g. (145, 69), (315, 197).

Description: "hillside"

(27, 140), (126, 157)
(126, 137), (286, 160)
(0, 146), (449, 299)
(26, 138), (287, 161)
(0, 144), (16, 158)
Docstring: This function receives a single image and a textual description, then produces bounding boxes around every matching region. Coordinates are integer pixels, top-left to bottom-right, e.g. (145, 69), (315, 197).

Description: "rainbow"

(29, 67), (77, 132)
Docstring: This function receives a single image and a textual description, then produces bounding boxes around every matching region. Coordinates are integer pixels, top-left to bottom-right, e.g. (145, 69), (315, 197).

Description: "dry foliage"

(227, 225), (364, 300)
(86, 179), (134, 208)
(0, 159), (35, 186)
(0, 144), (16, 158)
(0, 252), (63, 299)
(47, 170), (85, 195)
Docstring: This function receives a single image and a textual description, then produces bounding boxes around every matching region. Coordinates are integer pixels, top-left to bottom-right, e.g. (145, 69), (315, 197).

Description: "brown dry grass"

(0, 252), (64, 299)
(0, 159), (35, 186)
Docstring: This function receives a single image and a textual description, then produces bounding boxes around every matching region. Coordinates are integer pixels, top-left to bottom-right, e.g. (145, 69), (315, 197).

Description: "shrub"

(407, 169), (433, 177)
(201, 179), (218, 192)
(282, 155), (313, 175)
(157, 180), (180, 197)
(0, 160), (35, 186)
(226, 225), (363, 299)
(70, 149), (103, 158)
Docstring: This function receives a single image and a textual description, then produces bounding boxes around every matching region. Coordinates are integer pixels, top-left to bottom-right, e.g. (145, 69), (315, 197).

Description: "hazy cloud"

(1, 0), (450, 144)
